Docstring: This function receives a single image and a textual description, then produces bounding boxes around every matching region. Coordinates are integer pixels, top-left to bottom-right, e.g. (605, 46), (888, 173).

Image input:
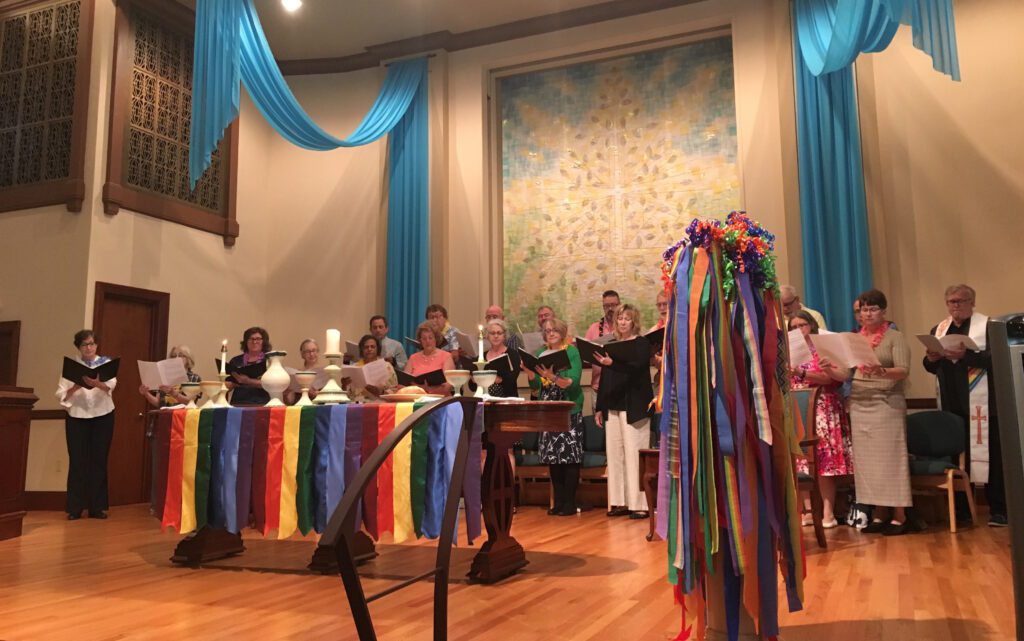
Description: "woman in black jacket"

(594, 304), (653, 519)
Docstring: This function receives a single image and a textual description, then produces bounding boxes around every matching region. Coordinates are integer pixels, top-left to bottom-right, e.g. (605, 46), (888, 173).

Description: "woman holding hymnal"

(139, 345), (201, 408)
(404, 321), (455, 396)
(227, 327), (272, 406)
(524, 318), (584, 516)
(592, 304), (653, 519)
(349, 335), (400, 401)
(482, 319), (521, 398)
(55, 329), (118, 521)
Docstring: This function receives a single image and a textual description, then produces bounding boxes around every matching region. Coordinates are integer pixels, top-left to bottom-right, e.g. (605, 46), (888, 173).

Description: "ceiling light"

(282, 0), (302, 12)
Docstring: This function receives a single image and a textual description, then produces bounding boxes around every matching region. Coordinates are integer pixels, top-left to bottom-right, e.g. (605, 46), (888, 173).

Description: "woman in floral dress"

(790, 311), (853, 528)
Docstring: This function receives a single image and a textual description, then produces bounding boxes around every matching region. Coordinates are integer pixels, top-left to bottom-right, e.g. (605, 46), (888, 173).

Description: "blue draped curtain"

(792, 0), (959, 330)
(189, 0), (429, 344)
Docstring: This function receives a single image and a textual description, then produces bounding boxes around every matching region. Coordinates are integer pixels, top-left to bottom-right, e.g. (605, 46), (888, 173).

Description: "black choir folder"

(645, 326), (665, 353)
(575, 336), (649, 366)
(484, 353), (515, 378)
(62, 357), (120, 387)
(215, 359), (267, 382)
(397, 368), (447, 387)
(518, 348), (571, 373)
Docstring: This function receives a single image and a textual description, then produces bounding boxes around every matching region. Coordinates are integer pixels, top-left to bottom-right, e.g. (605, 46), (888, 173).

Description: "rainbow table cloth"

(151, 402), (483, 544)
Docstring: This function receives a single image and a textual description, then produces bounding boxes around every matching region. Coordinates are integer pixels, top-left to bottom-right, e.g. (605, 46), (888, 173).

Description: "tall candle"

(325, 329), (341, 355)
(220, 339), (228, 375)
(478, 324), (485, 361)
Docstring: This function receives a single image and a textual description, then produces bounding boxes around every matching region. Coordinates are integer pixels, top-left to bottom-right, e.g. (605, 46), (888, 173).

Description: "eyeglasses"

(946, 298), (971, 306)
(487, 330), (505, 336)
(300, 349), (318, 355)
(80, 341), (96, 347)
(860, 305), (883, 313)
(247, 336), (264, 342)
(543, 329), (561, 335)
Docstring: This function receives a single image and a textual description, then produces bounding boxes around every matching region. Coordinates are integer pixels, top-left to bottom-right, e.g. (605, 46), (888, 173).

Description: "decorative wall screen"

(497, 37), (741, 333)
(0, 0), (89, 213)
(104, 0), (238, 245)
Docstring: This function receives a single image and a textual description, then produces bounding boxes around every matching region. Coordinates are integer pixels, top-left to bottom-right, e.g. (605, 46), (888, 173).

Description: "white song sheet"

(809, 332), (881, 369)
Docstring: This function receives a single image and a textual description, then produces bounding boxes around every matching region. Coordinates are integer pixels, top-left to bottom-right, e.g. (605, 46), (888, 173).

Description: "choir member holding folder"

(227, 327), (271, 406)
(55, 330), (118, 520)
(482, 319), (520, 398)
(788, 312), (852, 529)
(588, 304), (653, 519)
(525, 318), (584, 516)
(404, 321), (455, 396)
(348, 335), (399, 402)
(848, 289), (913, 536)
(138, 346), (200, 408)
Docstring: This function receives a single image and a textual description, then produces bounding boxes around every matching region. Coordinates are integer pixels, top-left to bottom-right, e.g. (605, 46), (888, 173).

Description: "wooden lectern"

(0, 386), (37, 540)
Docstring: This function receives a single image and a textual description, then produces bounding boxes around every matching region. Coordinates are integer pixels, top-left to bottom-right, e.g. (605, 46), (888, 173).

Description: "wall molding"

(277, 0), (704, 76)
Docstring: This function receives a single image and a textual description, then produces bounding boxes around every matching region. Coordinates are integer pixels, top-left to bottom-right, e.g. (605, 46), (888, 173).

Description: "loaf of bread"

(398, 385), (426, 395)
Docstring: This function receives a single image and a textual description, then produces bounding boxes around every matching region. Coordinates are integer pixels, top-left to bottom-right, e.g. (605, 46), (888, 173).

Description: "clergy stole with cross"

(935, 313), (990, 483)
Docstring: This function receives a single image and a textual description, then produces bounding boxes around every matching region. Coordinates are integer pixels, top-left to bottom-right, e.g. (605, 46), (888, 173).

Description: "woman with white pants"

(594, 304), (654, 519)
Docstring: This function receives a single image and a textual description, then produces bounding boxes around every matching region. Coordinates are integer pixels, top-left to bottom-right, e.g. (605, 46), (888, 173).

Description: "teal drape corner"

(791, 0), (961, 330)
(189, 0), (431, 341)
(189, 0), (428, 185)
(385, 78), (430, 349)
(793, 48), (873, 332)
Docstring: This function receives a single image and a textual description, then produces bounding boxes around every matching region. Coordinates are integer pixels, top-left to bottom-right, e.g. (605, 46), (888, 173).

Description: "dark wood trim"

(24, 491), (66, 511)
(278, 0), (704, 76)
(907, 397), (939, 410)
(30, 409), (66, 420)
(0, 0), (94, 214)
(102, 0), (239, 246)
(0, 321), (20, 386)
(92, 282), (170, 365)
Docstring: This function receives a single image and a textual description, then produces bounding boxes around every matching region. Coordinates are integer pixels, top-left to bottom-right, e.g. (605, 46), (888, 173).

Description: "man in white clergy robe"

(923, 284), (1006, 527)
(370, 315), (408, 371)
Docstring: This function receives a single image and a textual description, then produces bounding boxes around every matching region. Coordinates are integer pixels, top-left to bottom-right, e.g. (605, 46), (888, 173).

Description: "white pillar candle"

(220, 339), (228, 374)
(478, 324), (485, 361)
(325, 329), (341, 355)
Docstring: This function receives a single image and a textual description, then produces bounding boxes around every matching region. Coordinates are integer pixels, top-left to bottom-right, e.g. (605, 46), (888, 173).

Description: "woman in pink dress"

(790, 311), (853, 528)
(404, 321), (455, 396)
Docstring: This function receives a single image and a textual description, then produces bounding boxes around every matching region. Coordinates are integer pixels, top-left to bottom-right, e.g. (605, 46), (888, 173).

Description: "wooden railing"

(318, 396), (480, 641)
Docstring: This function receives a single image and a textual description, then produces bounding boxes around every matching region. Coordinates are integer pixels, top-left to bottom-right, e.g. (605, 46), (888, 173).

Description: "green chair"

(906, 410), (977, 532)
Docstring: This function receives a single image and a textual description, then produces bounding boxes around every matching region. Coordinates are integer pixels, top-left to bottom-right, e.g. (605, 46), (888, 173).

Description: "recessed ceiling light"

(282, 0), (302, 12)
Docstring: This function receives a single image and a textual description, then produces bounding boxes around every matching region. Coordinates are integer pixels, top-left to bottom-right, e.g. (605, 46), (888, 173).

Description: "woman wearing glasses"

(849, 289), (913, 536)
(55, 330), (118, 520)
(525, 318), (583, 516)
(227, 327), (272, 406)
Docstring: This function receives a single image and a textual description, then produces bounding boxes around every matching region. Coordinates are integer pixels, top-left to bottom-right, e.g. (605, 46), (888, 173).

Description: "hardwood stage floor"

(0, 505), (1014, 640)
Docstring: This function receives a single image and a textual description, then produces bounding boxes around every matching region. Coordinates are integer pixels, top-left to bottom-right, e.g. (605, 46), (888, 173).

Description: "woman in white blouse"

(55, 330), (117, 520)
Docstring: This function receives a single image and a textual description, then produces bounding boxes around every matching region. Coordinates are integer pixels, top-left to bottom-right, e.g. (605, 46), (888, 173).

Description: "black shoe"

(88, 510), (108, 520)
(862, 520), (888, 534)
(882, 521), (908, 536)
(67, 512), (81, 521)
(606, 506), (630, 517)
(556, 508), (577, 516)
(547, 507), (558, 515)
(629, 511), (650, 520)
(989, 514), (1009, 527)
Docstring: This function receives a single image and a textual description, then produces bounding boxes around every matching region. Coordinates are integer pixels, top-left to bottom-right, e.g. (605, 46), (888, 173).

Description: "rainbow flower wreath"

(655, 211), (803, 641)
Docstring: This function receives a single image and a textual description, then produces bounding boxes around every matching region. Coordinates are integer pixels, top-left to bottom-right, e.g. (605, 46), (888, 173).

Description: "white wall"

(857, 0), (1024, 396)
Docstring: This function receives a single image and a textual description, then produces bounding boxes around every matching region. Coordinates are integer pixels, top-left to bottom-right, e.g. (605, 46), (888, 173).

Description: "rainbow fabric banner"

(154, 402), (483, 544)
(656, 213), (803, 641)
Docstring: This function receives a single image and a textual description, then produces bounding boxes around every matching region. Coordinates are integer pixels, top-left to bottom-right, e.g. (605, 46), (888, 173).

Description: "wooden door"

(0, 321), (20, 386)
(93, 283), (168, 506)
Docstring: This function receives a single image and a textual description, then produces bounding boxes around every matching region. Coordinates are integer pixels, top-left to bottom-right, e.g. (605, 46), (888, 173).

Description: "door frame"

(92, 282), (170, 504)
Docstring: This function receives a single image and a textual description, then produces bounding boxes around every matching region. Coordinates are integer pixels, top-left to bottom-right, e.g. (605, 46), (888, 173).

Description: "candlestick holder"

(179, 383), (201, 409)
(199, 381), (221, 409)
(313, 354), (350, 404)
(215, 373), (232, 407)
(471, 370), (497, 398)
(293, 371), (316, 406)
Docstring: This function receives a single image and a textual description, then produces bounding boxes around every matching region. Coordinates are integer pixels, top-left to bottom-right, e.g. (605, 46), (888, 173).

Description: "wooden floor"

(0, 505), (1014, 640)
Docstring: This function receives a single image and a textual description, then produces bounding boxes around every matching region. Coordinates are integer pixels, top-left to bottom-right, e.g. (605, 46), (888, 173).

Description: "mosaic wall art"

(499, 37), (741, 335)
